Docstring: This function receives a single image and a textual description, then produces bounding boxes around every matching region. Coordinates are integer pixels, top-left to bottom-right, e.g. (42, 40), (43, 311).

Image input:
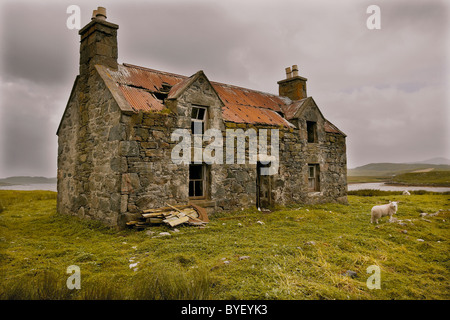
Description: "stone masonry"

(57, 8), (347, 229)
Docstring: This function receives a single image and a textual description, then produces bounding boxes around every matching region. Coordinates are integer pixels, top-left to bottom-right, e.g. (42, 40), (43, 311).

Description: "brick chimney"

(277, 65), (307, 101)
(78, 7), (118, 76)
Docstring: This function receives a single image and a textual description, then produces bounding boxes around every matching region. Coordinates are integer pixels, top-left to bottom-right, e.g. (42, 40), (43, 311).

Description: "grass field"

(390, 171), (450, 187)
(347, 176), (391, 184)
(0, 190), (449, 300)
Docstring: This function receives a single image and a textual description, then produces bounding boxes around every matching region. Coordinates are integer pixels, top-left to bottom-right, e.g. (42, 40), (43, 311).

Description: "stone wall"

(58, 69), (347, 229)
(119, 111), (188, 224)
(57, 70), (123, 227)
(57, 79), (80, 217)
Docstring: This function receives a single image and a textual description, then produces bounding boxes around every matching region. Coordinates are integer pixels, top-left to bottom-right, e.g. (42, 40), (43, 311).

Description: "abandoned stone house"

(56, 8), (347, 228)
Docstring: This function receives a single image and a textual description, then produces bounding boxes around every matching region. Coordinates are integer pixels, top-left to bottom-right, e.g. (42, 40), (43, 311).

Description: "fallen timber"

(126, 203), (209, 230)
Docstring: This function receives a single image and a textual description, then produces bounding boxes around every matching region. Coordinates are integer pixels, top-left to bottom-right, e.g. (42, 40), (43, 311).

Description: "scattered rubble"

(343, 270), (357, 278)
(159, 232), (171, 237)
(419, 210), (443, 218)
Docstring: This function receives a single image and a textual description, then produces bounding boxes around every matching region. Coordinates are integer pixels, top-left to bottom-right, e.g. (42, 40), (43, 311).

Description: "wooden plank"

(166, 216), (189, 227)
(148, 217), (164, 224)
(142, 212), (165, 218)
(142, 211), (177, 218)
(142, 205), (191, 214)
(166, 203), (183, 213)
(188, 221), (206, 226)
(182, 208), (198, 216)
(162, 215), (179, 223)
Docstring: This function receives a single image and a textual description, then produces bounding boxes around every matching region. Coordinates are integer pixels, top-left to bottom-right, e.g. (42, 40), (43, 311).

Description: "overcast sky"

(0, 0), (448, 178)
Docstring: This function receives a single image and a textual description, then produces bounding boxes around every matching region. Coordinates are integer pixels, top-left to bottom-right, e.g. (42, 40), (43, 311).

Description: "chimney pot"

(285, 67), (292, 79)
(292, 65), (299, 77)
(95, 7), (107, 20)
(91, 9), (98, 20)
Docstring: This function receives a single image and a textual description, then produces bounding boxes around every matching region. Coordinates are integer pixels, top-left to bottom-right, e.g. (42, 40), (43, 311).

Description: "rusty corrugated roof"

(118, 84), (165, 112)
(109, 63), (185, 91)
(282, 98), (308, 120)
(324, 120), (346, 136)
(102, 63), (341, 132)
(211, 83), (286, 112)
(105, 63), (294, 127)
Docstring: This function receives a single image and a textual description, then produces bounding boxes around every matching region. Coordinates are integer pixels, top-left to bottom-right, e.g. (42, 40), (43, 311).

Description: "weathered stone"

(108, 124), (125, 141)
(57, 10), (347, 230)
(119, 141), (139, 157)
(343, 270), (357, 278)
(159, 232), (171, 237)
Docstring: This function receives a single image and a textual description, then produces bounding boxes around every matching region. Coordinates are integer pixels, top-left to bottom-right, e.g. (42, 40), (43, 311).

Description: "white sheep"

(370, 201), (398, 224)
(402, 190), (410, 195)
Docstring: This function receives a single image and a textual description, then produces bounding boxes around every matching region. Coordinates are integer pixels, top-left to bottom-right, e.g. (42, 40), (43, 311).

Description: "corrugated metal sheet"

(103, 63), (341, 133)
(222, 104), (292, 127)
(167, 76), (194, 99)
(282, 98), (307, 120)
(110, 63), (186, 91)
(118, 85), (165, 112)
(212, 83), (286, 112)
(324, 120), (346, 136)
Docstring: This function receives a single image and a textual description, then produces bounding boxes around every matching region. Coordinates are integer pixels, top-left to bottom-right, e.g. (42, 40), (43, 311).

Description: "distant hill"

(348, 163), (450, 177)
(0, 176), (57, 186)
(408, 157), (450, 165)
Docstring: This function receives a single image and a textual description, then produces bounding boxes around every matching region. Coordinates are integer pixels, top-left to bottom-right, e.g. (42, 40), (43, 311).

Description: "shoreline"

(348, 181), (450, 188)
(385, 182), (450, 188)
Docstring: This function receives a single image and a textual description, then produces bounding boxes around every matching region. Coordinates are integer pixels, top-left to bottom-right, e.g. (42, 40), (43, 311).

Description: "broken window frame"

(308, 164), (320, 192)
(306, 121), (317, 143)
(191, 105), (208, 134)
(189, 163), (208, 199)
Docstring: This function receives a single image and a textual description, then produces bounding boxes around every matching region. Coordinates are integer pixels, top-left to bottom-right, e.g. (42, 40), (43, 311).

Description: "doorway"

(256, 162), (272, 208)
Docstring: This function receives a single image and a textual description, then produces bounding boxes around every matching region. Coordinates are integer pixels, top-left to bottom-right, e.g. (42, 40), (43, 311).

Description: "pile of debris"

(126, 203), (209, 230)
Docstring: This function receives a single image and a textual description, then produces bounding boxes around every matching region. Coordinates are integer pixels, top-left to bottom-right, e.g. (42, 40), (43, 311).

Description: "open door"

(256, 161), (272, 209)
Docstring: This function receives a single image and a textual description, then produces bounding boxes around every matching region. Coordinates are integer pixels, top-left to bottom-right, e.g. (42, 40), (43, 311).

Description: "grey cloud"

(0, 2), (78, 85)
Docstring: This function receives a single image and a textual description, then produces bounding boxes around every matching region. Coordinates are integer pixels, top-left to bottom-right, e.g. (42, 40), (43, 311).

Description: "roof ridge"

(122, 63), (188, 79)
(122, 62), (284, 100)
(211, 80), (281, 98)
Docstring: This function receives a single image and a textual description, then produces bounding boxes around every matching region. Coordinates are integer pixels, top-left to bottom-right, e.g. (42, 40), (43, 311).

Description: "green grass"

(347, 176), (390, 184)
(390, 171), (450, 187)
(348, 163), (450, 177)
(1, 190), (449, 300)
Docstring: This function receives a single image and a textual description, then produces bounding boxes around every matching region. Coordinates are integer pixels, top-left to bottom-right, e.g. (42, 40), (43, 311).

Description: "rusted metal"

(324, 120), (346, 136)
(104, 63), (338, 130)
(118, 84), (165, 112)
(282, 98), (307, 120)
(212, 83), (286, 112)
